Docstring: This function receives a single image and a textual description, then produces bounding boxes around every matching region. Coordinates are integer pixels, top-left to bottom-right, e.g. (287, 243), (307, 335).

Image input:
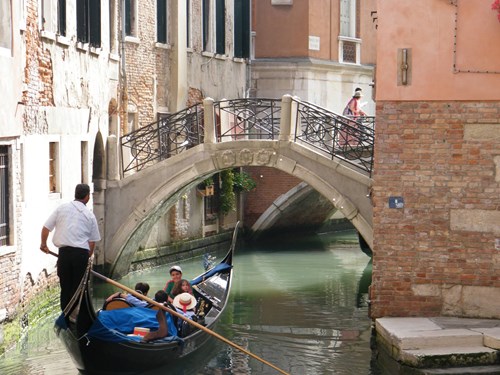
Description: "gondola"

(54, 222), (239, 375)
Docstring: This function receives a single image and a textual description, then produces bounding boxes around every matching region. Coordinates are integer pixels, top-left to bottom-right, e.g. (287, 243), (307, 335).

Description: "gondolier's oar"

(43, 249), (290, 375)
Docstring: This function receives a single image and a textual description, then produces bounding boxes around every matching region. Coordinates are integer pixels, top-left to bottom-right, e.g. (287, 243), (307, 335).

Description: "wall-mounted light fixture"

(398, 48), (412, 86)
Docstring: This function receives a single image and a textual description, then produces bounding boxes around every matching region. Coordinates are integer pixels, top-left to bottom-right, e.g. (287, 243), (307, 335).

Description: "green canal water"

(0, 230), (380, 374)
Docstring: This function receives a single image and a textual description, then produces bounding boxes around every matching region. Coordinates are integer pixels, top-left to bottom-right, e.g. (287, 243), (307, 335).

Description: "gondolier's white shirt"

(44, 201), (101, 251)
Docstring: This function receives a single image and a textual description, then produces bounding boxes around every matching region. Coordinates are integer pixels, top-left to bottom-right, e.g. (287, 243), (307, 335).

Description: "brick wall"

(22, 270), (59, 311)
(244, 167), (302, 227)
(23, 0), (54, 107)
(122, 0), (170, 129)
(371, 101), (500, 318)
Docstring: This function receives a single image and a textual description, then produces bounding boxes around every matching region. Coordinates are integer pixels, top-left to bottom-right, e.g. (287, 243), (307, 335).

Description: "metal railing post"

(290, 96), (300, 141)
(203, 97), (216, 144)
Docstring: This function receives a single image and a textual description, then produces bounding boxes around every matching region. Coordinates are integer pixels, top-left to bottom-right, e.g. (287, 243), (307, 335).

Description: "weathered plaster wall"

(375, 0), (500, 101)
(0, 0), (118, 319)
(186, 0), (247, 100)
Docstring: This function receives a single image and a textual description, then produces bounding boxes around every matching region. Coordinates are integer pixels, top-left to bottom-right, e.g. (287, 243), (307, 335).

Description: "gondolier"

(40, 183), (101, 311)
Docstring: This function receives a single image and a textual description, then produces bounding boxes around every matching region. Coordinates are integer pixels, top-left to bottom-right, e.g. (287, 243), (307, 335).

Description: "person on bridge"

(40, 183), (101, 312)
(164, 265), (183, 303)
(343, 89), (366, 118)
(341, 90), (367, 146)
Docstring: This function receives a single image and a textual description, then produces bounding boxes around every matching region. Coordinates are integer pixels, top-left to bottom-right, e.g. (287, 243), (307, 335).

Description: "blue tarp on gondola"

(86, 307), (180, 343)
(190, 263), (232, 285)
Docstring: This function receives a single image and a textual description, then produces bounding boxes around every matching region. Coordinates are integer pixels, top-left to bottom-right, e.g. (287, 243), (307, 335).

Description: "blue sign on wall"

(389, 196), (404, 209)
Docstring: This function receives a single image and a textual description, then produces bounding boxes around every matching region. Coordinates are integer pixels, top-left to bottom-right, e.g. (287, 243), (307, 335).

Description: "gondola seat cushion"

(88, 307), (180, 343)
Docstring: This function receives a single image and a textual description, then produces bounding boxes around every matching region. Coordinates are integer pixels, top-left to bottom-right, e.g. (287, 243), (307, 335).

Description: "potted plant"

(197, 177), (215, 196)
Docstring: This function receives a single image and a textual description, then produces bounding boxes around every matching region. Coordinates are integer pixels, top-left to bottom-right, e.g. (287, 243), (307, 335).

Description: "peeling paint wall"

(0, 0), (119, 319)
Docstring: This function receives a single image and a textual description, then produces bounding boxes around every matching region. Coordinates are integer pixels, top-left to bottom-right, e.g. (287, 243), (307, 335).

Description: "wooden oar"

(43, 249), (290, 375)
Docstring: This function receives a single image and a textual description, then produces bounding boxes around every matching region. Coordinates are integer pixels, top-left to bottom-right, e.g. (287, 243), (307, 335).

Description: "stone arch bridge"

(99, 96), (375, 277)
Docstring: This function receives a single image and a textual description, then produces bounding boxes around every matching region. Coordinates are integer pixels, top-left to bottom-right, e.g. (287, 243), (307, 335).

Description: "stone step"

(472, 328), (500, 350)
(376, 318), (485, 350)
(417, 365), (500, 375)
(400, 346), (499, 369)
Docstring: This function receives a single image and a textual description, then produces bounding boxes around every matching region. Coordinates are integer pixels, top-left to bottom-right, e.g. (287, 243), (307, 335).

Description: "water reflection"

(0, 230), (378, 375)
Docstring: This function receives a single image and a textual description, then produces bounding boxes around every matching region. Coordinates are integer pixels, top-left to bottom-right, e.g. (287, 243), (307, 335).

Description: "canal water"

(0, 230), (380, 374)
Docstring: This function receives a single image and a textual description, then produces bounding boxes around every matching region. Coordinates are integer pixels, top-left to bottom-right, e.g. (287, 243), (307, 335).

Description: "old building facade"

(371, 0), (500, 319)
(0, 0), (118, 320)
(117, 0), (249, 254)
(0, 0), (250, 320)
(251, 0), (377, 114)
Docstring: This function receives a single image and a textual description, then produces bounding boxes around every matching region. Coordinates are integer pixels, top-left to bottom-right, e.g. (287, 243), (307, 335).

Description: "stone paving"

(375, 317), (500, 374)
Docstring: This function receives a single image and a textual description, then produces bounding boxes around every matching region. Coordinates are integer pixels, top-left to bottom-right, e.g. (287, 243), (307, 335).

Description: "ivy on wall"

(218, 170), (256, 215)
(219, 170), (236, 215)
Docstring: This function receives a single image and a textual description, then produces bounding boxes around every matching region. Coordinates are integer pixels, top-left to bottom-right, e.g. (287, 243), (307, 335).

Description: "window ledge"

(41, 30), (56, 42)
(338, 36), (361, 43)
(202, 51), (215, 58)
(272, 0), (293, 4)
(0, 246), (16, 256)
(109, 53), (120, 62)
(76, 42), (89, 52)
(56, 35), (70, 47)
(155, 42), (171, 50)
(125, 36), (140, 44)
(48, 192), (62, 200)
(186, 47), (193, 53)
(215, 54), (227, 61)
(89, 46), (101, 56)
(233, 57), (246, 63)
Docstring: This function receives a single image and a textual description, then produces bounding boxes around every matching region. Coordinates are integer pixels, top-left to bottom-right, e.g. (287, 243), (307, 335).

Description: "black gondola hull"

(55, 223), (238, 374)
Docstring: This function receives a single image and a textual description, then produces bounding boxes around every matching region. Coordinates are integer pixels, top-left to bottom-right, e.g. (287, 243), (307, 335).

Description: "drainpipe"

(121, 0), (127, 109)
(245, 0), (253, 98)
(121, 0), (127, 88)
(119, 0), (127, 182)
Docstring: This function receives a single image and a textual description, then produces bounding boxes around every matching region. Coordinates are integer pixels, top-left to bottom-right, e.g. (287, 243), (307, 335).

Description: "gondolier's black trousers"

(57, 247), (89, 311)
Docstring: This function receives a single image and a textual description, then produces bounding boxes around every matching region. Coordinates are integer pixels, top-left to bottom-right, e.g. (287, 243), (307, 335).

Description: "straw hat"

(173, 293), (197, 312)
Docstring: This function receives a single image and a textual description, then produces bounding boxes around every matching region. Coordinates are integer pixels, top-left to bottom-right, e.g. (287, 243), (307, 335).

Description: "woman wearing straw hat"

(173, 293), (197, 317)
(172, 292), (198, 337)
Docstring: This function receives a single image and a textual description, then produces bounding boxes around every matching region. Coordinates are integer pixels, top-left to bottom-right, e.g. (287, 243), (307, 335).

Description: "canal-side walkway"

(375, 317), (500, 374)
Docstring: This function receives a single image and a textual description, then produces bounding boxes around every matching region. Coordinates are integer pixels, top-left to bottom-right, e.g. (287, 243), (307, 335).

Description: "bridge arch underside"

(250, 182), (343, 239)
(105, 140), (373, 278)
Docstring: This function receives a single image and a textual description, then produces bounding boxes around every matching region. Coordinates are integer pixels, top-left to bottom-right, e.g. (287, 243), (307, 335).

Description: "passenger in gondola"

(163, 265), (183, 303)
(153, 289), (169, 304)
(142, 309), (169, 342)
(172, 292), (198, 337)
(171, 279), (193, 298)
(105, 282), (150, 307)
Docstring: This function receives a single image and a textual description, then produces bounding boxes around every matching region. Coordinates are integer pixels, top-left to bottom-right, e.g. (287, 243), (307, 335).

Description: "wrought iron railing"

(121, 104), (204, 173)
(293, 99), (375, 176)
(120, 97), (374, 176)
(214, 98), (281, 141)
